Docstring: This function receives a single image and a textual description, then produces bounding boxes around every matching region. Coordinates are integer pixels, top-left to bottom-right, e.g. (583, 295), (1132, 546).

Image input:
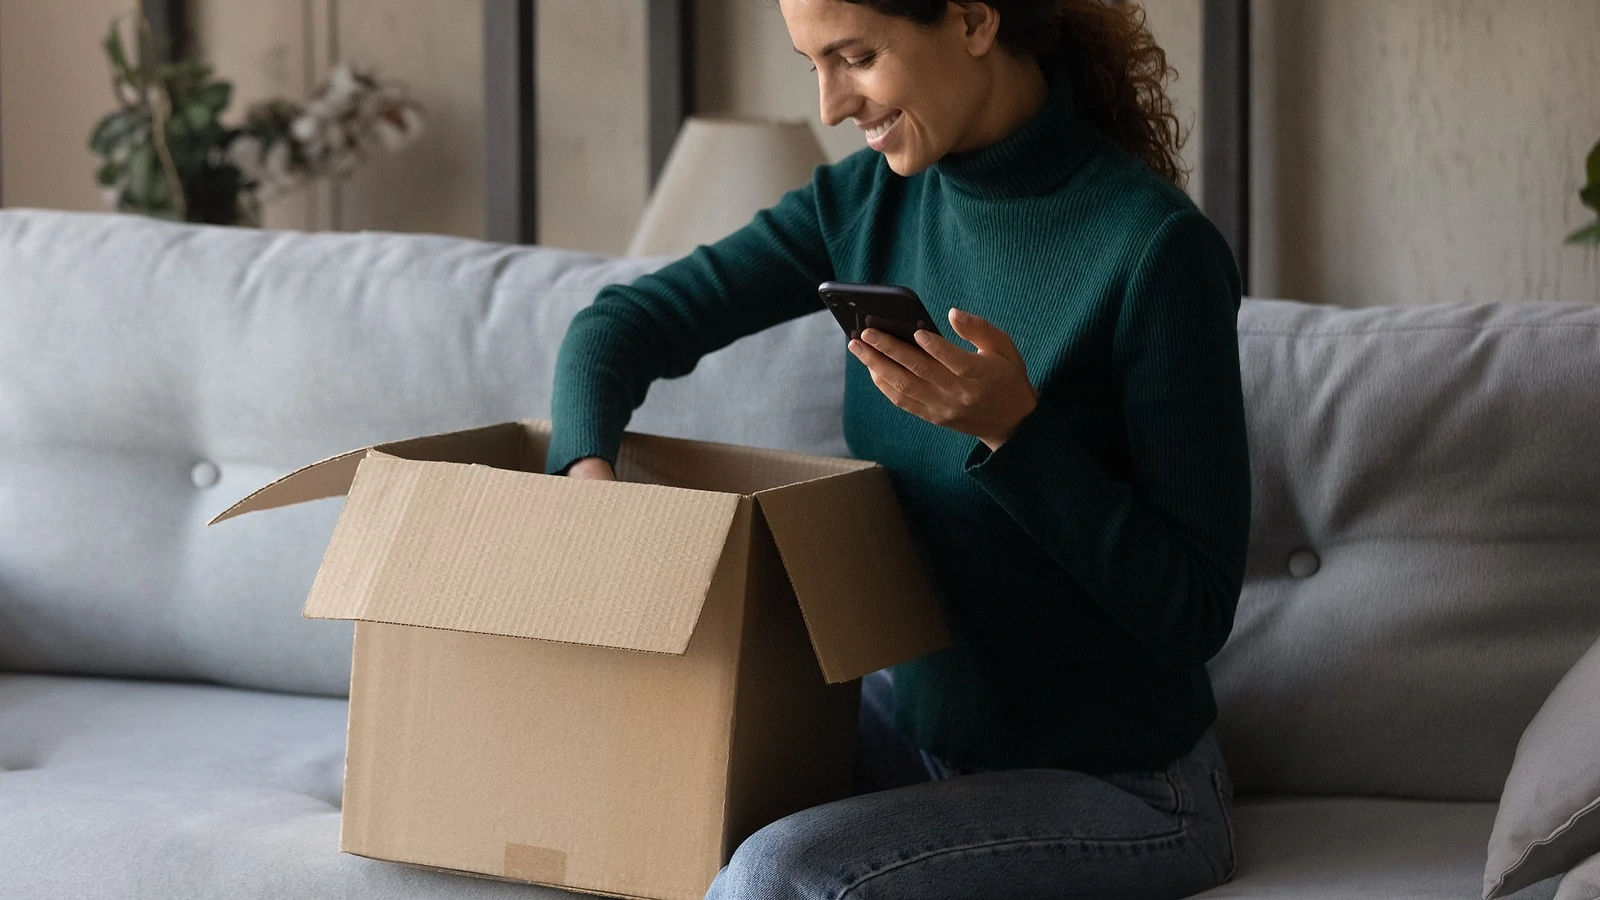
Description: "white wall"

(0, 0), (139, 213)
(1251, 0), (1600, 306)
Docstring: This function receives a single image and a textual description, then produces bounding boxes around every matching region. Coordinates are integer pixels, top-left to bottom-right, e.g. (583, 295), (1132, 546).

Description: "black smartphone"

(818, 281), (939, 344)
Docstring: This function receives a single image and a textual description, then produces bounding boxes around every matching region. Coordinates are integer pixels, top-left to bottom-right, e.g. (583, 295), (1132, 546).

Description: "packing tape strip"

(503, 843), (567, 885)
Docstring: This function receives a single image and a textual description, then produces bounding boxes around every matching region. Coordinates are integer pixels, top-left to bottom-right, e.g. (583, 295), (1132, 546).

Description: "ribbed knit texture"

(547, 72), (1251, 774)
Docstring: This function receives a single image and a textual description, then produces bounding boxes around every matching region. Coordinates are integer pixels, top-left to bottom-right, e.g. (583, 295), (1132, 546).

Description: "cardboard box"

(210, 420), (951, 900)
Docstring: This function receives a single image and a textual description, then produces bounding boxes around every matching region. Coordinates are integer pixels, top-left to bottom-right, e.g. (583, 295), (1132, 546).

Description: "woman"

(546, 1), (1250, 897)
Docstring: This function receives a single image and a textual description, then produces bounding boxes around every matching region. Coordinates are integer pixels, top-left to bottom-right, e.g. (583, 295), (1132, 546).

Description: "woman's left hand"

(848, 307), (1038, 452)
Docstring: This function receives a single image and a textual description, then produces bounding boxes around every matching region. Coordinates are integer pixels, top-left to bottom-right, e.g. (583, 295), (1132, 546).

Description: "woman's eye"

(809, 53), (876, 73)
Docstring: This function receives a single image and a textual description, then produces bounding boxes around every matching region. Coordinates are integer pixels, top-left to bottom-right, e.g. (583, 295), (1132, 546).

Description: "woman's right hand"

(565, 456), (616, 481)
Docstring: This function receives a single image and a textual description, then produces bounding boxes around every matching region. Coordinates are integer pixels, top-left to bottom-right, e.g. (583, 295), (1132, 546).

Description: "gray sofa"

(1, 208), (1594, 899)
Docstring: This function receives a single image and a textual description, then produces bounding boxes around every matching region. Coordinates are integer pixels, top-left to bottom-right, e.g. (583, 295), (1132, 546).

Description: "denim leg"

(706, 703), (1236, 900)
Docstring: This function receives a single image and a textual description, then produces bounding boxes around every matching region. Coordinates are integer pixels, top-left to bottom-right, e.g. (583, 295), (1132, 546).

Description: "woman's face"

(780, 0), (994, 176)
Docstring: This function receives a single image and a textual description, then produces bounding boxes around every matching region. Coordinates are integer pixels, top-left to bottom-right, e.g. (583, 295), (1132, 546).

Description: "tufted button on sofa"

(1286, 549), (1320, 579)
(3, 209), (1596, 900)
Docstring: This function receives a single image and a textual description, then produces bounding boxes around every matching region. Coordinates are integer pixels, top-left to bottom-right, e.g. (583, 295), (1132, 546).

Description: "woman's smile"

(861, 111), (904, 151)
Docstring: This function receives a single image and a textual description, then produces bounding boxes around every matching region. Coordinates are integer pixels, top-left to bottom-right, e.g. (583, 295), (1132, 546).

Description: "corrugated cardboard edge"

(301, 451), (741, 653)
(615, 428), (874, 479)
(207, 445), (372, 526)
(207, 421), (525, 525)
(337, 621), (379, 860)
(717, 508), (859, 864)
(339, 850), (651, 900)
(316, 606), (709, 658)
(753, 466), (952, 683)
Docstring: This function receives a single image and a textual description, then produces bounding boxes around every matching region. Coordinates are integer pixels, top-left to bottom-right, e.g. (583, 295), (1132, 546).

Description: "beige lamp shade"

(626, 116), (830, 258)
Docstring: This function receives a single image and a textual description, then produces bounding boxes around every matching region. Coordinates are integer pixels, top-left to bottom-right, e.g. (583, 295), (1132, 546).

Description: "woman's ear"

(955, 2), (1002, 57)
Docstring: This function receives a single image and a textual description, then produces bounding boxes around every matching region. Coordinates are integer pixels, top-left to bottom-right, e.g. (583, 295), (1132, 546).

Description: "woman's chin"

(881, 147), (935, 178)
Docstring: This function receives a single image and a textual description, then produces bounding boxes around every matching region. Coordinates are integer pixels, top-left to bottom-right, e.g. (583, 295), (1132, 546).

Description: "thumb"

(949, 308), (1020, 360)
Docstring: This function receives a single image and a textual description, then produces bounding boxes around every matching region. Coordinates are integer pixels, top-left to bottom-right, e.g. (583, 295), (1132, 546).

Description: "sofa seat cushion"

(3, 673), (1575, 899)
(0, 674), (574, 899)
(1, 673), (1565, 900)
(1199, 798), (1558, 900)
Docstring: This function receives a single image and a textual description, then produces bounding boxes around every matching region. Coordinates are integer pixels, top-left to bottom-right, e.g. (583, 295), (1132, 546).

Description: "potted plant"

(89, 14), (423, 227)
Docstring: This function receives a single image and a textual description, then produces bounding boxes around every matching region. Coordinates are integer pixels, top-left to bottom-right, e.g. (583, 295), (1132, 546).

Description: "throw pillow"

(1485, 633), (1600, 898)
(1556, 851), (1600, 900)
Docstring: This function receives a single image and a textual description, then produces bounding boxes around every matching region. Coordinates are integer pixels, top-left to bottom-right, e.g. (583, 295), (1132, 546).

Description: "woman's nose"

(818, 73), (859, 128)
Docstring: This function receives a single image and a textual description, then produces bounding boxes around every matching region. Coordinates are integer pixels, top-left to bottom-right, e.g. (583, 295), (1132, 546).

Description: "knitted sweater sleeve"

(962, 210), (1252, 670)
(544, 177), (836, 476)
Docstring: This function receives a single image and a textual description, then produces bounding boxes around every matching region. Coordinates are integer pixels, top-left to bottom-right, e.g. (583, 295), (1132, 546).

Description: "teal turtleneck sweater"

(546, 76), (1251, 775)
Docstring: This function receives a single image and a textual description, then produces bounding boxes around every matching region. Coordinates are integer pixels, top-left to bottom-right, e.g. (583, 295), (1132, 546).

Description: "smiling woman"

(787, 0), (1050, 173)
(788, 0), (1186, 183)
(549, 2), (1249, 899)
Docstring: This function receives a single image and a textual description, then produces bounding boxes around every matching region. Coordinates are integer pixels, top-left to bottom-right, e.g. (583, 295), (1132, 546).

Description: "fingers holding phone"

(822, 282), (1038, 450)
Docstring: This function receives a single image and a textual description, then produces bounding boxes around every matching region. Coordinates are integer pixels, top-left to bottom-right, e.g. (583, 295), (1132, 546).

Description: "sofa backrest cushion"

(0, 210), (846, 696)
(6, 210), (1598, 802)
(1213, 298), (1600, 801)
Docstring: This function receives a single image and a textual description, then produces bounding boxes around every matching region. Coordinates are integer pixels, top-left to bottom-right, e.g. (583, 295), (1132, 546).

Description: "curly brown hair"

(837, 0), (1189, 187)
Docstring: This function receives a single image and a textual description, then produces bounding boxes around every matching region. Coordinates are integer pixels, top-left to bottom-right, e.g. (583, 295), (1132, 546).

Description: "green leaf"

(104, 19), (134, 84)
(126, 145), (152, 207)
(88, 110), (147, 155)
(165, 141), (212, 175)
(183, 101), (215, 132)
(177, 93), (231, 135)
(1586, 139), (1600, 190)
(96, 161), (122, 187)
(124, 144), (171, 212)
(1581, 183), (1600, 214)
(1566, 220), (1600, 246)
(192, 82), (231, 114)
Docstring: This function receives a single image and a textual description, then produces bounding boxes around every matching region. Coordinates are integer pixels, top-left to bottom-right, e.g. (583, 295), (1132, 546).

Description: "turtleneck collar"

(931, 67), (1100, 201)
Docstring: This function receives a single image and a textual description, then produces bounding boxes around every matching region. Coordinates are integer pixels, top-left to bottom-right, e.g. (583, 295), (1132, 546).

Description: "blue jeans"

(706, 670), (1237, 900)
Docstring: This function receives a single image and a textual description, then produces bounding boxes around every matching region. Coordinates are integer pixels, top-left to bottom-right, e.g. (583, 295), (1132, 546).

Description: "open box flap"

(207, 422), (526, 525)
(754, 466), (952, 683)
(611, 428), (871, 496)
(302, 452), (742, 655)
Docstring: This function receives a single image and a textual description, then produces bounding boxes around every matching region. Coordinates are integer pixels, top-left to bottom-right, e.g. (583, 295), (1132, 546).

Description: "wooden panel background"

(0, 0), (138, 212)
(535, 0), (648, 254)
(194, 0), (334, 232)
(3, 0), (1598, 301)
(1252, 0), (1600, 305)
(6, 0), (649, 250)
(334, 0), (487, 240)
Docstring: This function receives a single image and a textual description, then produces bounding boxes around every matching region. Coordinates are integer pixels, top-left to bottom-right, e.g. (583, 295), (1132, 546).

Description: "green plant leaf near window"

(89, 17), (249, 224)
(1568, 139), (1600, 247)
(89, 13), (423, 227)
